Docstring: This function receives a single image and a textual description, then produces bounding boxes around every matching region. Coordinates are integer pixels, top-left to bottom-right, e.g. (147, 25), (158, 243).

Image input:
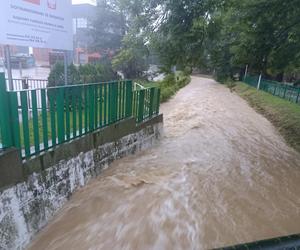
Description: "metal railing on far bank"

(244, 75), (300, 104)
(0, 73), (160, 158)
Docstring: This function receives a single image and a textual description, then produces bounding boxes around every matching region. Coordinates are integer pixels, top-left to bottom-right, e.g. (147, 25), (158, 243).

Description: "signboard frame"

(0, 0), (73, 50)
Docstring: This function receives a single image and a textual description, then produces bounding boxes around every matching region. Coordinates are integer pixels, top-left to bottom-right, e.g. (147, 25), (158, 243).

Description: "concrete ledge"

(0, 115), (163, 250)
(0, 115), (163, 190)
(22, 118), (137, 178)
(0, 116), (163, 250)
(0, 148), (23, 190)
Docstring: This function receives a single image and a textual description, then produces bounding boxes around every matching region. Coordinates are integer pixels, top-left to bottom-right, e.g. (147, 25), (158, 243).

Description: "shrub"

(48, 62), (119, 87)
(48, 63), (65, 87)
(157, 71), (191, 102)
(161, 87), (176, 102)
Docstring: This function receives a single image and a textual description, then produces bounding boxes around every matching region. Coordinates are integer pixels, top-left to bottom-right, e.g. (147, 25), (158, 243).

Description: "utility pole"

(64, 51), (68, 85)
(257, 73), (262, 90)
(244, 64), (248, 81)
(257, 57), (266, 90)
(4, 45), (13, 91)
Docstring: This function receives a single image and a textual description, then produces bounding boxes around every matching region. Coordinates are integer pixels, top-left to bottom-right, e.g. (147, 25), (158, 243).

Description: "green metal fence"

(0, 73), (160, 159)
(6, 78), (48, 91)
(133, 87), (161, 123)
(244, 75), (300, 104)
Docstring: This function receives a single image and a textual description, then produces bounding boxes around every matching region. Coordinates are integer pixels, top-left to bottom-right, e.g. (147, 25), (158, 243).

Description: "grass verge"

(232, 82), (300, 153)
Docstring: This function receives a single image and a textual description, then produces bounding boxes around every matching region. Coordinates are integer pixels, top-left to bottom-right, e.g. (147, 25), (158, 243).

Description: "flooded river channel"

(28, 76), (300, 250)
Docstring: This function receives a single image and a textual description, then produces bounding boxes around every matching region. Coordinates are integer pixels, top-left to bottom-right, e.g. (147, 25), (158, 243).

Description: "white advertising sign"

(0, 0), (73, 50)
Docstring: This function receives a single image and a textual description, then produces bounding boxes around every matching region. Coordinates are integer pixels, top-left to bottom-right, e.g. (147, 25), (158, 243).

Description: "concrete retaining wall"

(0, 115), (163, 250)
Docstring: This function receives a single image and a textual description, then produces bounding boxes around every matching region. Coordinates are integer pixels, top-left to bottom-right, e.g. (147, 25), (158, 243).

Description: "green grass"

(232, 82), (300, 153)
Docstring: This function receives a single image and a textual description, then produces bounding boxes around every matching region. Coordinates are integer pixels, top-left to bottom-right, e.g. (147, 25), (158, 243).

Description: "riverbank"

(232, 82), (300, 153)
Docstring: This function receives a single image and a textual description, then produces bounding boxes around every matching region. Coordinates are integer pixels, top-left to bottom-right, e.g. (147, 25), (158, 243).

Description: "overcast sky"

(72, 0), (96, 5)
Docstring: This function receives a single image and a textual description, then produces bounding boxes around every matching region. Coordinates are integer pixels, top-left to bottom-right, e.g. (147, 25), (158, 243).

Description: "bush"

(161, 87), (176, 102)
(158, 71), (191, 102)
(48, 63), (65, 87)
(48, 62), (119, 87)
(183, 66), (193, 75)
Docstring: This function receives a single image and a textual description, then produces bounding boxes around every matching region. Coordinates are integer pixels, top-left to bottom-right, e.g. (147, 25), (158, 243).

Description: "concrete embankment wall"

(0, 115), (163, 250)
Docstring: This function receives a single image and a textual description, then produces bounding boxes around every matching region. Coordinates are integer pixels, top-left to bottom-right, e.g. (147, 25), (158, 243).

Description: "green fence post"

(156, 88), (161, 115)
(113, 82), (118, 122)
(99, 84), (103, 127)
(0, 73), (13, 149)
(49, 90), (57, 147)
(78, 86), (83, 136)
(138, 89), (145, 123)
(125, 81), (133, 118)
(94, 85), (98, 129)
(296, 88), (300, 104)
(133, 91), (137, 120)
(9, 92), (21, 155)
(72, 87), (77, 137)
(41, 89), (49, 150)
(57, 88), (65, 144)
(283, 85), (288, 99)
(122, 81), (126, 118)
(88, 85), (95, 131)
(31, 90), (40, 154)
(65, 89), (71, 141)
(273, 85), (277, 96)
(21, 92), (31, 157)
(84, 86), (88, 133)
(117, 82), (120, 120)
(104, 84), (107, 125)
(149, 88), (155, 118)
(118, 82), (122, 120)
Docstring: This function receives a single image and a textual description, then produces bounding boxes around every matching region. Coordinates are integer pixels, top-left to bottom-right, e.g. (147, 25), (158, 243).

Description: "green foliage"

(112, 34), (149, 79)
(158, 72), (191, 102)
(48, 62), (118, 87)
(203, 0), (300, 80)
(139, 71), (191, 102)
(48, 63), (65, 87)
(126, 0), (300, 81)
(91, 1), (126, 52)
(86, 0), (300, 82)
(78, 62), (118, 83)
(68, 64), (81, 84)
(149, 1), (216, 70)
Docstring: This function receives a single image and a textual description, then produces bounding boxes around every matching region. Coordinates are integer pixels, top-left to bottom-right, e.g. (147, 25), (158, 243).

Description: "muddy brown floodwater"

(28, 77), (300, 250)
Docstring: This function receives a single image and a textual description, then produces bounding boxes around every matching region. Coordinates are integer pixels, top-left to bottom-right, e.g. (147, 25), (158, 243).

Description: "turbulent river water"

(28, 76), (300, 250)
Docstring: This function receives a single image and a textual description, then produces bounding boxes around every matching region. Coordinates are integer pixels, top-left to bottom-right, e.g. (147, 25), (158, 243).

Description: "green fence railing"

(0, 73), (160, 159)
(133, 87), (161, 123)
(244, 75), (300, 104)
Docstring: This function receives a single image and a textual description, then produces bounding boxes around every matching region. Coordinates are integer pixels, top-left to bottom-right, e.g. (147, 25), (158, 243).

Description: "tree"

(207, 0), (300, 80)
(91, 0), (126, 52)
(93, 0), (300, 81)
(48, 62), (118, 87)
(112, 34), (149, 79)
